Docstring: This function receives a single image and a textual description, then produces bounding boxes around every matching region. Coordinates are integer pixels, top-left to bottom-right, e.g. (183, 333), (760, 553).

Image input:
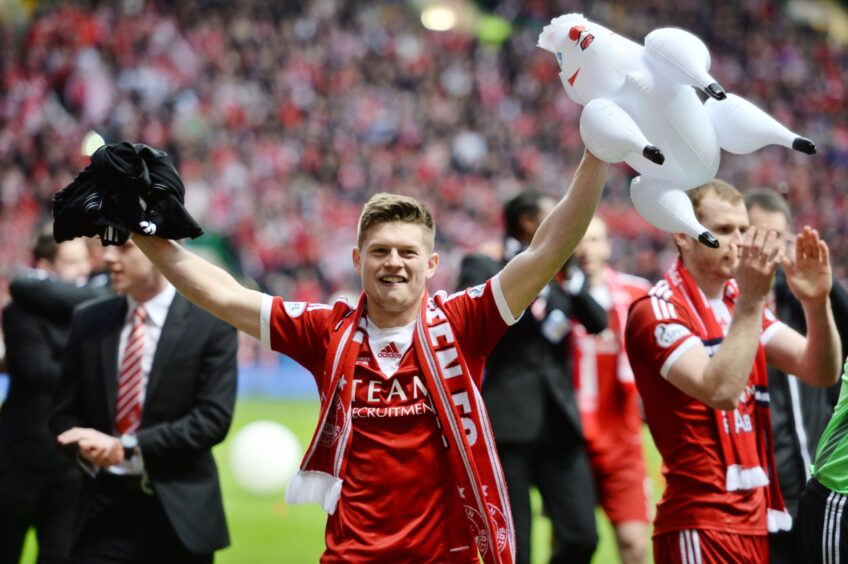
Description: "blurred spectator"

(797, 361), (848, 564)
(744, 186), (848, 564)
(458, 192), (608, 564)
(572, 216), (652, 564)
(0, 0), (845, 308)
(0, 226), (102, 564)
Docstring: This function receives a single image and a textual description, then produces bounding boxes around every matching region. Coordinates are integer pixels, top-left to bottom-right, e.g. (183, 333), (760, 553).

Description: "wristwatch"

(120, 434), (139, 460)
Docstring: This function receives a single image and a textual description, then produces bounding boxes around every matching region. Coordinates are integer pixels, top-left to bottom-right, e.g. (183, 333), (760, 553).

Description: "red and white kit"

(625, 260), (790, 562)
(573, 267), (651, 524)
(260, 276), (518, 563)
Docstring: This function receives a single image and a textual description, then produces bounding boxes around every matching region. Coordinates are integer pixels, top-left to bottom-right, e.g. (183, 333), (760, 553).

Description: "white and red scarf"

(285, 291), (516, 563)
(667, 259), (791, 532)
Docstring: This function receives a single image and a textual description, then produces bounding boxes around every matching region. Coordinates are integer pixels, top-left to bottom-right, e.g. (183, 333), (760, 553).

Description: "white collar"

(127, 284), (176, 327)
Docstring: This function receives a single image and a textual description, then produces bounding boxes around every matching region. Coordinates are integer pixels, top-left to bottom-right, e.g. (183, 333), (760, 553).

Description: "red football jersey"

(261, 276), (516, 562)
(625, 278), (784, 536)
(573, 269), (650, 445)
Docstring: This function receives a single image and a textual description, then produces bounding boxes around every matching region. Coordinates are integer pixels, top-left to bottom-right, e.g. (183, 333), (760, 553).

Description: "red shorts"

(653, 529), (768, 564)
(586, 436), (649, 524)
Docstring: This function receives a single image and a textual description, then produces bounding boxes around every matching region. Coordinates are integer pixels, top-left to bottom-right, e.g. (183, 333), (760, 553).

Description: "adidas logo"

(377, 342), (403, 359)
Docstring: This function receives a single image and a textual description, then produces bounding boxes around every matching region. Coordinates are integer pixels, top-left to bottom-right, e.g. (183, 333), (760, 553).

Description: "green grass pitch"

(21, 398), (664, 563)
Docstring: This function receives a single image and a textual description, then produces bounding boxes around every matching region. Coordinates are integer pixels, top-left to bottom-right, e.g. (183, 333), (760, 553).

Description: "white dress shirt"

(108, 283), (176, 475)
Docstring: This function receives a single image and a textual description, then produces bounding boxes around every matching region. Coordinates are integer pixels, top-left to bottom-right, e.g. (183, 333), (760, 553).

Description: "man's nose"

(384, 250), (403, 266)
(730, 229), (745, 246)
(102, 246), (119, 263)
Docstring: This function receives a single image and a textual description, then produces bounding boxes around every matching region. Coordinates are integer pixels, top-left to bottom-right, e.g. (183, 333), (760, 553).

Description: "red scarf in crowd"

(667, 259), (792, 532)
(285, 291), (516, 563)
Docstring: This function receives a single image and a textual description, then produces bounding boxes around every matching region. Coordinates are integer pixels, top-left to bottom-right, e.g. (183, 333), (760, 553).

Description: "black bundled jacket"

(53, 142), (202, 245)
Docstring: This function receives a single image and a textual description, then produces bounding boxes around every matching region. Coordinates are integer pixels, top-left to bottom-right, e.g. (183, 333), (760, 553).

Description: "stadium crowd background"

(0, 0), (847, 310)
(1, 0), (847, 561)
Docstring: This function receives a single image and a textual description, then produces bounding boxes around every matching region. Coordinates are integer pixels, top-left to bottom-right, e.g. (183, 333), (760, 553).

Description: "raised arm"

(132, 236), (262, 340)
(665, 227), (781, 410)
(498, 150), (607, 318)
(765, 227), (841, 387)
(665, 296), (767, 410)
(10, 277), (109, 322)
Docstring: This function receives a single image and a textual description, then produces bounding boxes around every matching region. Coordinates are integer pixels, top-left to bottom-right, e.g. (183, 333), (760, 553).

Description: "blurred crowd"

(1, 0), (846, 304)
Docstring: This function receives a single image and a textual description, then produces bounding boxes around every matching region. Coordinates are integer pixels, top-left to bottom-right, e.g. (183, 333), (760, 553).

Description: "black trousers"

(71, 474), (212, 564)
(0, 464), (80, 564)
(498, 442), (597, 564)
(798, 478), (848, 564)
(769, 525), (805, 564)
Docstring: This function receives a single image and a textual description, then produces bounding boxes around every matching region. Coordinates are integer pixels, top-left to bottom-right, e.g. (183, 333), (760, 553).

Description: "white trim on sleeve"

(760, 321), (786, 346)
(660, 336), (700, 379)
(491, 274), (521, 326)
(260, 293), (273, 350)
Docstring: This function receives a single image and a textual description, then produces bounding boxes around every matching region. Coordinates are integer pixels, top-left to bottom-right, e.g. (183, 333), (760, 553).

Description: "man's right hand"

(733, 226), (783, 304)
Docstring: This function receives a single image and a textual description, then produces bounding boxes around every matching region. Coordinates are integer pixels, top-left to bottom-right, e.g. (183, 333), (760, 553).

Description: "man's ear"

(426, 252), (440, 279)
(671, 232), (691, 255)
(35, 258), (52, 271)
(517, 213), (537, 241)
(352, 247), (362, 276)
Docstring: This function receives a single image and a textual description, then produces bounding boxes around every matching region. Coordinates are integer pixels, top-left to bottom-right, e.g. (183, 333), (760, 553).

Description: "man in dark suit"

(50, 238), (238, 563)
(458, 191), (607, 564)
(0, 229), (103, 564)
(744, 187), (848, 564)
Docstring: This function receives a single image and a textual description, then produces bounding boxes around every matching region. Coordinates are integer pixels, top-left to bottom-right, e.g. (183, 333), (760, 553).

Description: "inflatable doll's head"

(538, 13), (629, 106)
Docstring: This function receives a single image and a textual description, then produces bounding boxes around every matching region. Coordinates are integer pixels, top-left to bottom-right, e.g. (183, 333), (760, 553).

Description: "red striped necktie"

(116, 304), (147, 435)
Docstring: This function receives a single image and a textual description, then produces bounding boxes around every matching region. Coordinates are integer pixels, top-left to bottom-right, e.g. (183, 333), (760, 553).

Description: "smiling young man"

(624, 180), (841, 563)
(130, 150), (607, 562)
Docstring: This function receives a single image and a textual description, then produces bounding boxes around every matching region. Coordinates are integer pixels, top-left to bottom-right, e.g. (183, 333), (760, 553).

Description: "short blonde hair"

(687, 180), (743, 221)
(357, 193), (435, 248)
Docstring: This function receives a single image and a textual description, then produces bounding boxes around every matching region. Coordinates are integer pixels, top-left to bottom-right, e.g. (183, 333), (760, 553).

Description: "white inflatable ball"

(229, 420), (302, 495)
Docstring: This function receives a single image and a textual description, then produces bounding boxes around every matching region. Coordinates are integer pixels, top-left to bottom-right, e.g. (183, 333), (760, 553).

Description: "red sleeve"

(260, 294), (339, 379)
(440, 274), (519, 378)
(625, 295), (702, 380)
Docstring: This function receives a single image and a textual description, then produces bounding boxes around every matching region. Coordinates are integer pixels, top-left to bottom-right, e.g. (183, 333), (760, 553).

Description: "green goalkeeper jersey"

(812, 358), (848, 494)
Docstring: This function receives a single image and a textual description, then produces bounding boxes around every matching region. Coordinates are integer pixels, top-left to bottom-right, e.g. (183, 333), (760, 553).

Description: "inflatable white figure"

(538, 14), (815, 247)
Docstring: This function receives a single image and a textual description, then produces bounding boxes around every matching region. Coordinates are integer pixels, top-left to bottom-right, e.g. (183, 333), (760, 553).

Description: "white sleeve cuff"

(260, 293), (273, 350)
(761, 321), (785, 346)
(491, 274), (521, 326)
(660, 336), (700, 379)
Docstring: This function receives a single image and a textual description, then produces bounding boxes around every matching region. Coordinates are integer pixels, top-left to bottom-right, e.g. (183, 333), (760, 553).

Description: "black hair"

(504, 191), (545, 240)
(32, 224), (58, 263)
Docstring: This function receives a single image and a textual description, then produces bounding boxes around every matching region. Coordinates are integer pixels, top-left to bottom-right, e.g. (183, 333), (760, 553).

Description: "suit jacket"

(50, 292), (238, 554)
(0, 277), (107, 468)
(769, 269), (848, 517)
(458, 254), (607, 445)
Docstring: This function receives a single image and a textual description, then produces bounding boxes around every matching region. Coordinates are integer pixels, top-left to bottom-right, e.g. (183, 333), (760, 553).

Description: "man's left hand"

(784, 226), (832, 304)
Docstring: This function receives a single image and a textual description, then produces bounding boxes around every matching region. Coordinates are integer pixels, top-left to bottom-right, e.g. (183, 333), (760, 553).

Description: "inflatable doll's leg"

(580, 98), (665, 165)
(644, 28), (726, 100)
(706, 93), (815, 155)
(630, 176), (719, 248)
